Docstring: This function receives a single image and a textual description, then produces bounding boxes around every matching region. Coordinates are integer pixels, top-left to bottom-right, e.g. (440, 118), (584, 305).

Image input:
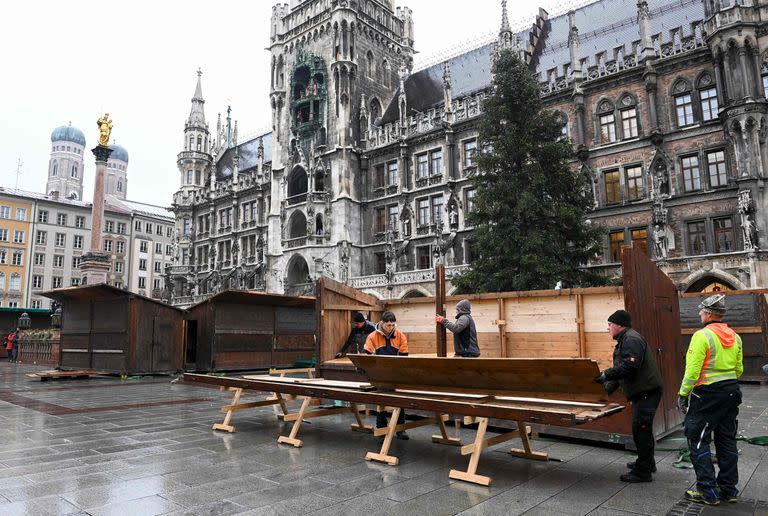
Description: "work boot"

(396, 431), (409, 440)
(626, 461), (657, 473)
(717, 487), (738, 504)
(685, 489), (720, 506)
(619, 472), (652, 483)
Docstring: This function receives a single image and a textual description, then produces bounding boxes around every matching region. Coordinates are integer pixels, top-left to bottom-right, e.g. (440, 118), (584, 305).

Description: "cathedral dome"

(50, 125), (86, 146)
(108, 144), (129, 163)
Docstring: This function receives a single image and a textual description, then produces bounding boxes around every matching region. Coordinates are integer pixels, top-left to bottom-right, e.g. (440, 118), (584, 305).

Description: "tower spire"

(188, 69), (206, 127)
(500, 0), (510, 34)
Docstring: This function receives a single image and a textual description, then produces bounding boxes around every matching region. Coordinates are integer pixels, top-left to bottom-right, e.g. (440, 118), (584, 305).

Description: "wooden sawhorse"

(277, 396), (372, 447)
(365, 406), (462, 465)
(449, 417), (548, 486)
(212, 367), (315, 432)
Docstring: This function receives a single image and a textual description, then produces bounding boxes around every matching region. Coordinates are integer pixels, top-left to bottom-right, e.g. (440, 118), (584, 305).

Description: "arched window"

(370, 98), (382, 126)
(287, 166), (308, 197)
(382, 60), (391, 88)
(10, 273), (21, 291)
(288, 211), (308, 238)
(617, 94), (639, 139)
(366, 51), (374, 76)
(71, 164), (78, 178)
(672, 78), (694, 127)
(596, 99), (617, 143)
(697, 72), (719, 122)
(52, 161), (58, 176)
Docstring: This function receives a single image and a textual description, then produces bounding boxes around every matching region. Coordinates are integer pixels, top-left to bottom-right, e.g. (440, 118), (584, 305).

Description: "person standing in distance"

(678, 294), (743, 506)
(436, 299), (480, 357)
(595, 309), (663, 483)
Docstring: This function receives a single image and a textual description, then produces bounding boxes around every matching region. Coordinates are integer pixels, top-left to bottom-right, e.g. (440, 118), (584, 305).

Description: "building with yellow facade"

(0, 193), (33, 308)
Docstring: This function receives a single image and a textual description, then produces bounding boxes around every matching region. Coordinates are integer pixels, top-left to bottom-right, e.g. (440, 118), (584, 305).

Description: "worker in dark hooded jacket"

(436, 299), (480, 357)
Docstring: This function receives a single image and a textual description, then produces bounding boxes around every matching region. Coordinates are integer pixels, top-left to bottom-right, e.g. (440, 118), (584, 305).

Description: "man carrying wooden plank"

(364, 311), (410, 439)
(678, 294), (743, 506)
(435, 299), (480, 357)
(336, 311), (376, 357)
(595, 309), (662, 483)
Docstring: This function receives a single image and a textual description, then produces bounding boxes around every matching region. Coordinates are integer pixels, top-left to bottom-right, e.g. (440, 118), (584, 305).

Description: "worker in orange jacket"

(364, 311), (410, 439)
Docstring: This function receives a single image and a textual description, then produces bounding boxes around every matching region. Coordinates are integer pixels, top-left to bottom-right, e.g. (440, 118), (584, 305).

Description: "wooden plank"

(348, 356), (608, 403)
(183, 373), (622, 425)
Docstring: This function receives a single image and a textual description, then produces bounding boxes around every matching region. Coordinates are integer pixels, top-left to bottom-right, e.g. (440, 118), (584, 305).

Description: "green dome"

(108, 144), (129, 163)
(50, 125), (86, 146)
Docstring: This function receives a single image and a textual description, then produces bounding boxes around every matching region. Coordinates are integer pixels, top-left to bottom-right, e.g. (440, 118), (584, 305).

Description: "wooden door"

(622, 246), (683, 434)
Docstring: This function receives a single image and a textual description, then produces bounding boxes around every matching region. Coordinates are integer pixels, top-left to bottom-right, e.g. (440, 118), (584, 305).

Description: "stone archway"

(286, 254), (311, 295)
(680, 269), (747, 293)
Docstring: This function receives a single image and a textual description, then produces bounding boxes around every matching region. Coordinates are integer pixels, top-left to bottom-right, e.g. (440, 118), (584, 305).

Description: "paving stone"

(87, 494), (183, 516)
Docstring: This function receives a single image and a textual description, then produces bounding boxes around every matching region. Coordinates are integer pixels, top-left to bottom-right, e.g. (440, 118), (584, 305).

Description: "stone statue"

(97, 113), (113, 147)
(653, 224), (668, 260)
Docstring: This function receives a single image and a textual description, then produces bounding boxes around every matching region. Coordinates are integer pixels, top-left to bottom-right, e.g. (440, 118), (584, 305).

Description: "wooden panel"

(215, 333), (272, 353)
(504, 297), (579, 333)
(274, 334), (314, 351)
(582, 292), (625, 333)
(216, 303), (274, 331)
(621, 246), (683, 437)
(349, 355), (608, 403)
(316, 277), (383, 365)
(275, 307), (315, 334)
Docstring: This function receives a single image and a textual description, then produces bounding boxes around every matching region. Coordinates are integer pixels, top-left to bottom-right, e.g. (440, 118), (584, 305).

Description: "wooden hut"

(679, 290), (768, 382)
(41, 284), (185, 374)
(184, 290), (315, 371)
(316, 247), (685, 446)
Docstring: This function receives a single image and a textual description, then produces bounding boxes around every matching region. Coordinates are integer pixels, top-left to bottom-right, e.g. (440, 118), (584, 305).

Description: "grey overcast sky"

(0, 0), (581, 207)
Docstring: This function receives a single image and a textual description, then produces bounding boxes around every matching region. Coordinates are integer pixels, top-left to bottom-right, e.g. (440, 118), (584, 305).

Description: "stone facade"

(169, 0), (768, 305)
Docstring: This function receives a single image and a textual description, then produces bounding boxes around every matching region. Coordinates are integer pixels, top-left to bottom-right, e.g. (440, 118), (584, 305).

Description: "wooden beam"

(436, 263), (447, 357)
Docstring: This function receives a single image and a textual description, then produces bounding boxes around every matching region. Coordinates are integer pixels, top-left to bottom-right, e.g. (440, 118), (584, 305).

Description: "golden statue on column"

(97, 113), (113, 147)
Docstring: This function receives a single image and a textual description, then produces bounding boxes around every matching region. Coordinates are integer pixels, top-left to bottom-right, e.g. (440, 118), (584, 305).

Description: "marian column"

(79, 113), (114, 285)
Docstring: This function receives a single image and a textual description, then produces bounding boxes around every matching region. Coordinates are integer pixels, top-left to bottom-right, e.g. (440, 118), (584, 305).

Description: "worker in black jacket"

(436, 299), (480, 357)
(595, 309), (663, 483)
(335, 312), (376, 357)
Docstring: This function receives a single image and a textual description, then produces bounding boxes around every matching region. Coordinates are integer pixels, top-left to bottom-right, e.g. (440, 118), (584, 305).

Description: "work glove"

(676, 394), (689, 414)
(594, 371), (607, 384)
(604, 380), (619, 395)
(435, 315), (445, 324)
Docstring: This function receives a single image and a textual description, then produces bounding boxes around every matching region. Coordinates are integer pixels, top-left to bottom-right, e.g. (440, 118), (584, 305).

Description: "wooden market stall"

(184, 289), (316, 371)
(316, 247), (685, 446)
(41, 284), (185, 374)
(679, 289), (768, 382)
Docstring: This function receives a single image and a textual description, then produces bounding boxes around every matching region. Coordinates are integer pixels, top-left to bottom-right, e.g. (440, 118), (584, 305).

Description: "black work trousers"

(684, 381), (742, 498)
(630, 388), (662, 477)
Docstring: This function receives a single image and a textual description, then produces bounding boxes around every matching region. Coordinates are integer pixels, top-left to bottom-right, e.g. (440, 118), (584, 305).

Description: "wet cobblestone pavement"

(1, 361), (766, 515)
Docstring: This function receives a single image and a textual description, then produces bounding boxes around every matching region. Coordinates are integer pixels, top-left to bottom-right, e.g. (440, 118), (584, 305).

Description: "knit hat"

(698, 294), (726, 315)
(607, 309), (631, 328)
(352, 312), (366, 323)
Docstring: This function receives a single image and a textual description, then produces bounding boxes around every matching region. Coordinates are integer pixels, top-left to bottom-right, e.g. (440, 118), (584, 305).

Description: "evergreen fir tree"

(453, 50), (605, 293)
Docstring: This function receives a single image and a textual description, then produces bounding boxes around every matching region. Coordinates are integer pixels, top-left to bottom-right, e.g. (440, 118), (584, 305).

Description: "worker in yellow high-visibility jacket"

(678, 294), (743, 506)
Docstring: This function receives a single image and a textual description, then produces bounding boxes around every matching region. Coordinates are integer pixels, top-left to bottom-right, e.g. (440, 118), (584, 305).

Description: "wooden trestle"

(184, 360), (621, 486)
